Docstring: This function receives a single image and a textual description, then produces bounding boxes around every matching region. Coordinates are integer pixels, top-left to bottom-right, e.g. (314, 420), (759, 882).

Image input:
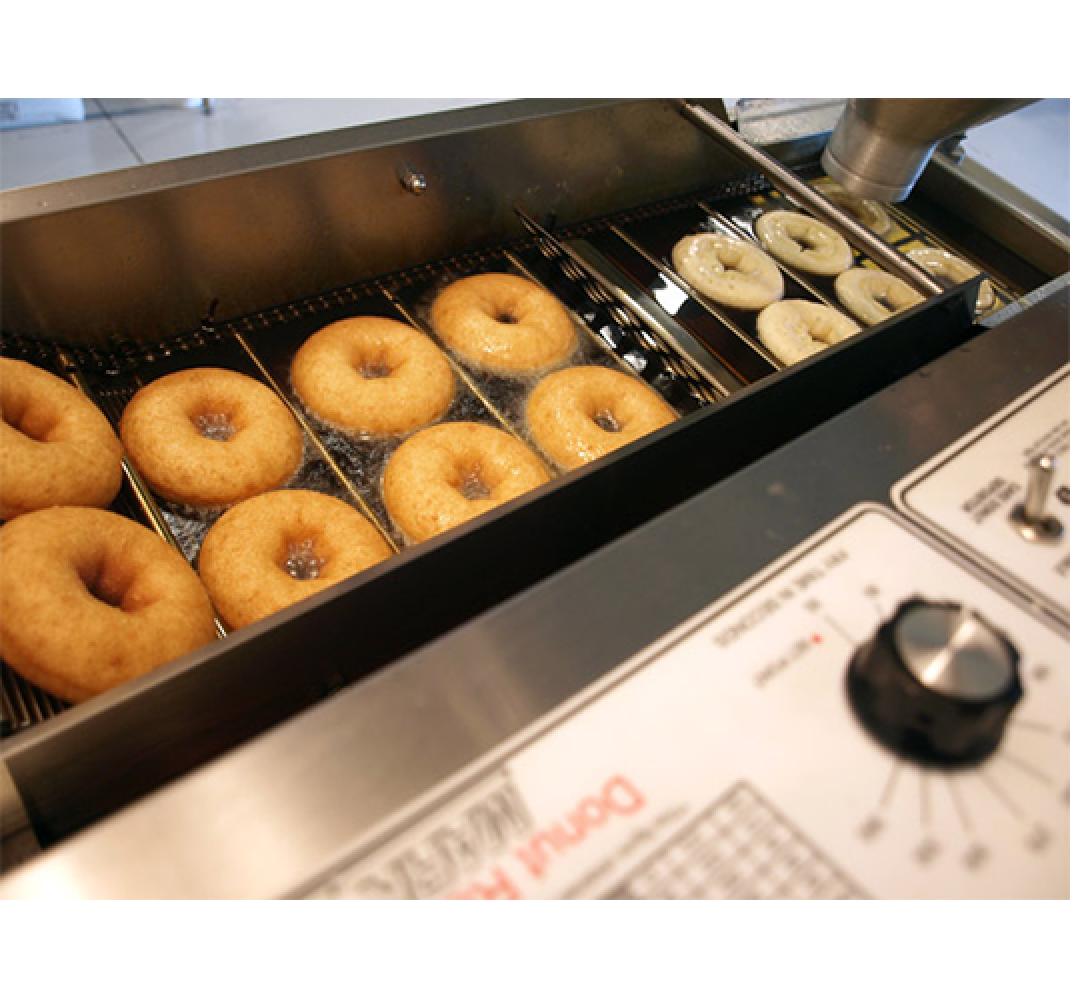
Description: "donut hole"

(193, 411), (238, 442)
(480, 291), (523, 326)
(352, 345), (396, 380)
(717, 246), (751, 275)
(77, 554), (142, 611)
(281, 537), (326, 581)
(451, 461), (493, 501)
(2, 398), (61, 442)
(791, 229), (824, 253)
(592, 408), (622, 434)
(358, 360), (393, 379)
(185, 395), (241, 441)
(186, 391), (251, 442)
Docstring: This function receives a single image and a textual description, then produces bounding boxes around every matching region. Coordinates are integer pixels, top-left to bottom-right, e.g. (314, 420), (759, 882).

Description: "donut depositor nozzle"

(822, 99), (1037, 204)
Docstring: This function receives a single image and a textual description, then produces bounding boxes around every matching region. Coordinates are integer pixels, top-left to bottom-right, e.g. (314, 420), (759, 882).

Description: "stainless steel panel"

(1, 99), (738, 345)
(3, 285), (1065, 899)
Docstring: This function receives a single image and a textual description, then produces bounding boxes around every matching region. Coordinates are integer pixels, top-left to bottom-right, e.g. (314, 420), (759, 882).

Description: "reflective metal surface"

(823, 99), (1036, 202)
(1010, 453), (1064, 543)
(896, 605), (1016, 701)
(1, 99), (736, 345)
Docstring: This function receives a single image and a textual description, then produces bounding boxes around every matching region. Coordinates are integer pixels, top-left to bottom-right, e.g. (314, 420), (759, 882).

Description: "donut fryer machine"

(1, 98), (1067, 897)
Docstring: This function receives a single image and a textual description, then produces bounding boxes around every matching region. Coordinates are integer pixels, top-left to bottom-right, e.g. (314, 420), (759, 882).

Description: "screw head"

(397, 164), (428, 195)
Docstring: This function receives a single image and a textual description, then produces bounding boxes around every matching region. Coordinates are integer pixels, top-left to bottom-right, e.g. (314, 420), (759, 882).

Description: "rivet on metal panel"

(397, 163), (428, 196)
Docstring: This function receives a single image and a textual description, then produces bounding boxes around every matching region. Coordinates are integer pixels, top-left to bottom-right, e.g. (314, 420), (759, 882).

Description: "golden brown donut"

(755, 210), (855, 277)
(430, 273), (577, 376)
(120, 367), (303, 508)
(198, 489), (393, 629)
(756, 300), (861, 366)
(526, 366), (677, 470)
(382, 421), (550, 543)
(292, 317), (455, 437)
(0, 507), (217, 703)
(671, 232), (785, 311)
(1, 357), (123, 521)
(834, 268), (925, 326)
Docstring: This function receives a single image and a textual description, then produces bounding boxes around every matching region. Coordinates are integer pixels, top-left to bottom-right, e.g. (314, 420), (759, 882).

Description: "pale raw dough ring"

(835, 268), (926, 326)
(382, 421), (550, 543)
(755, 210), (855, 276)
(526, 366), (676, 470)
(671, 232), (785, 311)
(292, 317), (455, 437)
(198, 489), (393, 629)
(120, 368), (304, 509)
(430, 273), (577, 376)
(756, 300), (861, 366)
(813, 179), (892, 236)
(1, 357), (123, 521)
(0, 506), (217, 703)
(906, 246), (995, 312)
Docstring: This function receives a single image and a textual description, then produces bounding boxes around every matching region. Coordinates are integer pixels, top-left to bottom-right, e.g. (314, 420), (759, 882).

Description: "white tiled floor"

(1, 98), (1067, 225)
(0, 98), (506, 191)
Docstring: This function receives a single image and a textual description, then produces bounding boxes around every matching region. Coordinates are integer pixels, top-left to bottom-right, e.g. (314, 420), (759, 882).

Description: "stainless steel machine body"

(1, 98), (1067, 897)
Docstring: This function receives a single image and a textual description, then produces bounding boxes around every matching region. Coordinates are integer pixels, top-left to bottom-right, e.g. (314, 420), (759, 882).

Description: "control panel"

(895, 365), (1070, 629)
(305, 506), (1068, 900)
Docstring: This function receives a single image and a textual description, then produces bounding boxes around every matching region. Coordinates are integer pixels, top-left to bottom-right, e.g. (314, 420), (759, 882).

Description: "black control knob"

(847, 597), (1022, 766)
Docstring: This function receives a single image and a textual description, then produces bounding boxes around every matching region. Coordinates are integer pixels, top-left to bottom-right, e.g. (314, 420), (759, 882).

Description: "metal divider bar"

(698, 202), (849, 314)
(608, 222), (784, 372)
(56, 354), (230, 641)
(740, 185), (1016, 312)
(501, 248), (641, 382)
(379, 287), (541, 457)
(4, 667), (31, 725)
(514, 209), (726, 403)
(882, 202), (1018, 306)
(533, 245), (723, 404)
(1, 667), (55, 736)
(0, 677), (16, 736)
(560, 239), (746, 398)
(231, 331), (401, 555)
(501, 247), (709, 399)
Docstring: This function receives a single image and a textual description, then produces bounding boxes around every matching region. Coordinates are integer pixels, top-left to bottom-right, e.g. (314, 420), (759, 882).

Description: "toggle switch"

(1009, 453), (1063, 544)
